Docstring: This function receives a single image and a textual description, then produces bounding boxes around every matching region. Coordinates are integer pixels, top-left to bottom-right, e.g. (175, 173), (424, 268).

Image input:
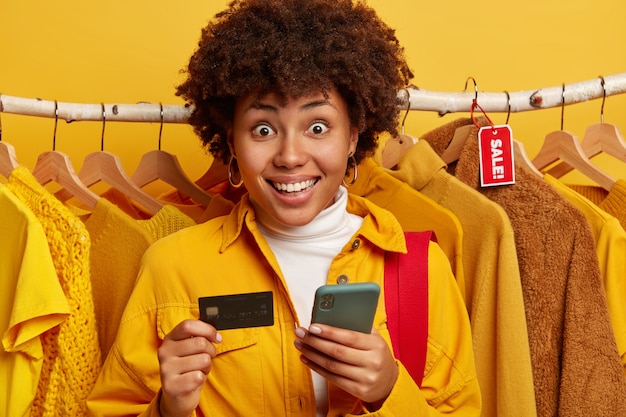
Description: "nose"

(273, 132), (308, 168)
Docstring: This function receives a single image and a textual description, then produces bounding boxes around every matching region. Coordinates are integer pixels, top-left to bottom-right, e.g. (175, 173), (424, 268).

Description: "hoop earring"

(228, 155), (244, 188)
(342, 154), (358, 187)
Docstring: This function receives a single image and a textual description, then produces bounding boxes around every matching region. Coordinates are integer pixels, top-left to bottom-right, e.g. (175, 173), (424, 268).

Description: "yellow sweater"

(7, 167), (100, 417)
(74, 197), (197, 360)
(567, 178), (626, 230)
(78, 198), (155, 360)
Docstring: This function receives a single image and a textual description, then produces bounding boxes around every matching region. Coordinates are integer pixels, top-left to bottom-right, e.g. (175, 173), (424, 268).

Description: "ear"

(348, 126), (359, 156)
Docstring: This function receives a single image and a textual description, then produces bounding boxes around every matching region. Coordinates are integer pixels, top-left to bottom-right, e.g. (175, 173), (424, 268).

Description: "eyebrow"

(246, 98), (336, 113)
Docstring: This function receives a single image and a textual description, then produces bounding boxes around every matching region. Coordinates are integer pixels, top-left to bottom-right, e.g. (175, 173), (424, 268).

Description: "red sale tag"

(478, 124), (516, 187)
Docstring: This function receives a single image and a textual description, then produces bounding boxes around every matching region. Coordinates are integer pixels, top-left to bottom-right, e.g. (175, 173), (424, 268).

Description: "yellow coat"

(87, 193), (481, 417)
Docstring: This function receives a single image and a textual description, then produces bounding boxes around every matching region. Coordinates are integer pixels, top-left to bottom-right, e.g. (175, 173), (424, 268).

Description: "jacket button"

(351, 239), (360, 250)
(337, 275), (349, 284)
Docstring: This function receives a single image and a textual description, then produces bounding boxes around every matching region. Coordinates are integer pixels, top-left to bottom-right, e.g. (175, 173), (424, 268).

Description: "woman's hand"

(158, 319), (222, 417)
(294, 324), (398, 406)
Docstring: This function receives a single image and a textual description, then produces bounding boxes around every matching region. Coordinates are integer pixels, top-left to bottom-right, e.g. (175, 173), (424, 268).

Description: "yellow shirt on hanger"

(545, 174), (626, 373)
(0, 185), (69, 417)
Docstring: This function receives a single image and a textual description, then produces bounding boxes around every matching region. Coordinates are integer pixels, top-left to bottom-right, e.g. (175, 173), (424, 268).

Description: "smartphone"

(311, 282), (380, 333)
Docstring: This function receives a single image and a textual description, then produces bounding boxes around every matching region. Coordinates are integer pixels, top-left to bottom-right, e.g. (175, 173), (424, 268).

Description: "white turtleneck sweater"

(254, 186), (364, 416)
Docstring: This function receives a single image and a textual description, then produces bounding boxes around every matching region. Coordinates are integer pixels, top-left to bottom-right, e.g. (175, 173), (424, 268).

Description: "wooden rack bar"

(2, 73), (626, 123)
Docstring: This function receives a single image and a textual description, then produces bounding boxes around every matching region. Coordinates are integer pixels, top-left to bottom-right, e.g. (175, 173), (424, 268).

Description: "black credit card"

(199, 291), (274, 330)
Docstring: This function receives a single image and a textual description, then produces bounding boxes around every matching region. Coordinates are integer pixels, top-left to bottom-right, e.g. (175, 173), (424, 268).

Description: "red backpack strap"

(384, 230), (434, 387)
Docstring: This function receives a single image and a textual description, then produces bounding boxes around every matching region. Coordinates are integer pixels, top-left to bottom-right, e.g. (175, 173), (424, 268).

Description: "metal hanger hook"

(464, 77), (479, 103)
(598, 75), (606, 123)
(504, 91), (511, 125)
(400, 88), (410, 135)
(158, 102), (164, 150)
(560, 83), (566, 131)
(0, 93), (3, 142)
(100, 102), (106, 151)
(53, 100), (59, 151)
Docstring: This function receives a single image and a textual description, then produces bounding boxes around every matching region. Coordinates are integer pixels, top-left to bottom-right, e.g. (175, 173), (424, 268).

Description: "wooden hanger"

(194, 156), (229, 191)
(75, 150), (164, 214)
(441, 124), (473, 164)
(0, 101), (20, 178)
(548, 124), (626, 177)
(131, 104), (212, 206)
(55, 104), (163, 214)
(581, 122), (626, 161)
(31, 100), (100, 208)
(547, 77), (626, 178)
(381, 134), (418, 169)
(580, 76), (626, 163)
(513, 140), (543, 178)
(33, 150), (100, 209)
(0, 141), (19, 178)
(381, 91), (419, 169)
(533, 83), (615, 191)
(132, 150), (213, 205)
(533, 130), (615, 191)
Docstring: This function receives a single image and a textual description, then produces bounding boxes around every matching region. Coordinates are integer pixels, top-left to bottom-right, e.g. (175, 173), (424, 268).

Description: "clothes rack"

(2, 73), (626, 123)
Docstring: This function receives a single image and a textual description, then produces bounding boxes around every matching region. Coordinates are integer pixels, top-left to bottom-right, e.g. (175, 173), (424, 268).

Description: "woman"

(86, 0), (481, 416)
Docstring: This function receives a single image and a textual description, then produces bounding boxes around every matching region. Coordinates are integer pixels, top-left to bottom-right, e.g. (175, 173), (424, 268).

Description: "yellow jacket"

(87, 193), (481, 417)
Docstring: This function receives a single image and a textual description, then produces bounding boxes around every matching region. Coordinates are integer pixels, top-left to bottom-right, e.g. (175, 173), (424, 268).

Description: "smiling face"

(230, 89), (358, 227)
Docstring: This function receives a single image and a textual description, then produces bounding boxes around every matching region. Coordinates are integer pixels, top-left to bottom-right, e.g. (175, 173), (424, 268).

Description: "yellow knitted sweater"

(7, 167), (101, 417)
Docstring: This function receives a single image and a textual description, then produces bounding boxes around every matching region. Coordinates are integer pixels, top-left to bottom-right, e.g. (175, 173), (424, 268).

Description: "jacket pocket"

(156, 304), (260, 353)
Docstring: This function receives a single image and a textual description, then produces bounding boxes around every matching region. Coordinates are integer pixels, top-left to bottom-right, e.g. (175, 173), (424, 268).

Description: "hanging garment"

(72, 198), (156, 360)
(381, 138), (536, 417)
(136, 203), (197, 240)
(544, 174), (626, 373)
(421, 119), (626, 417)
(350, 157), (466, 296)
(6, 166), (101, 417)
(67, 191), (197, 360)
(567, 179), (626, 230)
(0, 185), (68, 417)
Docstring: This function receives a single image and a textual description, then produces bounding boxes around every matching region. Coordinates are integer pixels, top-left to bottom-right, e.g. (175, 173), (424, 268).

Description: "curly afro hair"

(176, 0), (413, 165)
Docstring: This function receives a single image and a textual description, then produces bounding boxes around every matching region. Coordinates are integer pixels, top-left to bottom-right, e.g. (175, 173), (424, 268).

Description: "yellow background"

(1, 0), (625, 185)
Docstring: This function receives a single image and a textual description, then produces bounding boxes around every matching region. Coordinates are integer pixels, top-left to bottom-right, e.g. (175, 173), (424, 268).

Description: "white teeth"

(272, 179), (315, 193)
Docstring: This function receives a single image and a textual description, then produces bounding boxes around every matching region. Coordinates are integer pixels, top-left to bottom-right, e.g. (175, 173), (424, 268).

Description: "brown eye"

(253, 124), (275, 137)
(308, 122), (328, 135)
